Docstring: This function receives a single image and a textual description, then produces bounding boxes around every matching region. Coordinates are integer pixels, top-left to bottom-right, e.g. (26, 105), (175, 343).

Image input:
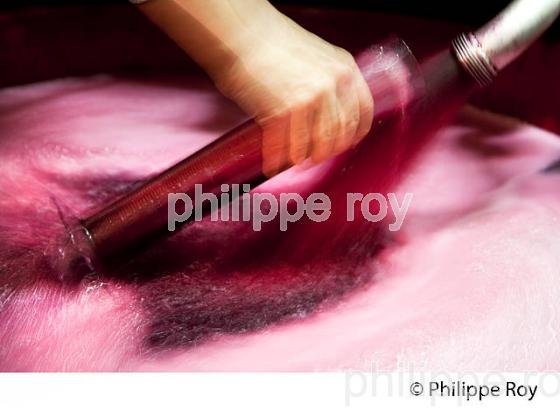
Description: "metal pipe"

(452, 0), (560, 86)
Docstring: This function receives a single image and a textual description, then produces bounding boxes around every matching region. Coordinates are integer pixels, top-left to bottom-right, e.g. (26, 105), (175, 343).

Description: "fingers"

(311, 89), (338, 163)
(262, 94), (315, 176)
(353, 66), (374, 144)
(261, 113), (290, 177)
(289, 100), (312, 165)
(333, 72), (360, 155)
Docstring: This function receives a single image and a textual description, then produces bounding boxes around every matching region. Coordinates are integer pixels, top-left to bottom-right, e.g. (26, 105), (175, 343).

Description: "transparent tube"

(56, 37), (425, 278)
(356, 37), (424, 120)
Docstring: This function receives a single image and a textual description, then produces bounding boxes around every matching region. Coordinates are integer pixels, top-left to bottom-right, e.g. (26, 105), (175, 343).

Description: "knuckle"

(315, 74), (336, 93)
(326, 121), (340, 140)
(290, 145), (309, 165)
(334, 64), (354, 82)
(338, 48), (357, 67)
(355, 124), (369, 140)
(316, 122), (332, 142)
(334, 46), (351, 59)
(272, 103), (291, 118)
(361, 88), (374, 111)
(336, 138), (352, 153)
(345, 113), (360, 132)
(361, 101), (374, 127)
(291, 89), (313, 107)
(310, 91), (325, 107)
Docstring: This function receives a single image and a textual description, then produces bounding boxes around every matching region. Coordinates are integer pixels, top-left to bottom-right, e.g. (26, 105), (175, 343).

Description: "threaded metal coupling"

(451, 32), (498, 87)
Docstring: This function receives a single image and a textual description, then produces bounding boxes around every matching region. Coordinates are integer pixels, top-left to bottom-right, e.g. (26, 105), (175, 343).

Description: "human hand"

(210, 11), (374, 176)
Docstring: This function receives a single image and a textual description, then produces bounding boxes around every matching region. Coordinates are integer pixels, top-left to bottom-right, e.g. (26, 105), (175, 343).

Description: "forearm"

(135, 0), (284, 78)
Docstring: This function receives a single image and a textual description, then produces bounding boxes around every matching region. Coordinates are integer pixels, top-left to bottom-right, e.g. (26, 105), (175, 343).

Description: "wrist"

(218, 3), (286, 57)
(204, 4), (287, 80)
